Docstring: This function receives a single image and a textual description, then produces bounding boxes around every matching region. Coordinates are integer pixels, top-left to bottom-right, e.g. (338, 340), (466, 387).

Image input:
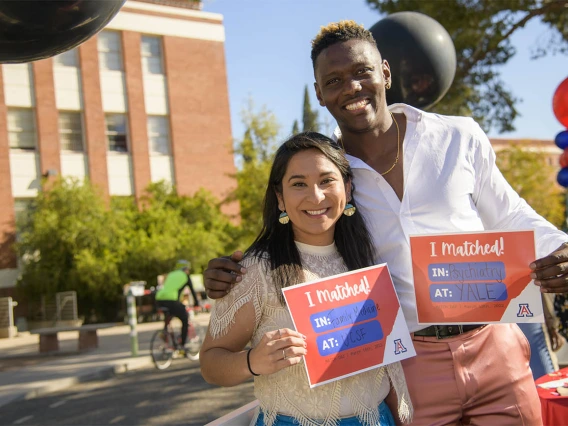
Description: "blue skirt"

(254, 401), (395, 426)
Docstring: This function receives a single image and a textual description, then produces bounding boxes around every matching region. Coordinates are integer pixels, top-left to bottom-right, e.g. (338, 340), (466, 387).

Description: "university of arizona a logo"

(517, 303), (534, 317)
(394, 339), (407, 355)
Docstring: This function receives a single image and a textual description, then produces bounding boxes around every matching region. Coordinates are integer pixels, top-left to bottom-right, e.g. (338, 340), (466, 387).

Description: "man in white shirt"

(204, 21), (567, 424)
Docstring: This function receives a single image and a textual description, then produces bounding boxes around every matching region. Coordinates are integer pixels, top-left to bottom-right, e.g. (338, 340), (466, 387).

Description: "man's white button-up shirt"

(339, 104), (567, 332)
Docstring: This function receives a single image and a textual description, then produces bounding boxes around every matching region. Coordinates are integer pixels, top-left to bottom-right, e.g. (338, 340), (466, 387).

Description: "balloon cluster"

(554, 78), (568, 187)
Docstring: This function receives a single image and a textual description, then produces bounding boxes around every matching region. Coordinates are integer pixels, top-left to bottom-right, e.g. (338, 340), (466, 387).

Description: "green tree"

(16, 178), (129, 320)
(292, 119), (300, 135)
(496, 145), (565, 228)
(16, 178), (239, 321)
(122, 182), (240, 282)
(227, 102), (280, 247)
(365, 0), (568, 133)
(302, 85), (320, 132)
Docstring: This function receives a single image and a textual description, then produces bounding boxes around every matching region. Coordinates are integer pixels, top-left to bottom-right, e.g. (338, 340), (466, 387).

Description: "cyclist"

(155, 260), (200, 355)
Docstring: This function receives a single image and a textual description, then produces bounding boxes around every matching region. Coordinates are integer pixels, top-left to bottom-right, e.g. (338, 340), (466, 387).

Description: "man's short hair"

(311, 20), (377, 69)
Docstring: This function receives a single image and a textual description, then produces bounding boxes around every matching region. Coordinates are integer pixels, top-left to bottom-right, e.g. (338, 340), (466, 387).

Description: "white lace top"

(209, 242), (412, 426)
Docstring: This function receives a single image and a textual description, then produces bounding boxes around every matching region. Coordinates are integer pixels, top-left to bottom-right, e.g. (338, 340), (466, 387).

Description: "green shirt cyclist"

(156, 260), (199, 349)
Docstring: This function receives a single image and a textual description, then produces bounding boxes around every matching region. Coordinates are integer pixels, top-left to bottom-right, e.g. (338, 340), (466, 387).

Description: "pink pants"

(401, 324), (542, 425)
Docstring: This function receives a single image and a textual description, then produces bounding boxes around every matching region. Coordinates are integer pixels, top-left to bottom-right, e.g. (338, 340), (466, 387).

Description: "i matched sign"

(409, 230), (543, 325)
(282, 264), (415, 388)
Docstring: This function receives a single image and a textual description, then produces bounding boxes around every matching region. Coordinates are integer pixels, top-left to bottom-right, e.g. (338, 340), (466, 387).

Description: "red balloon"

(553, 77), (568, 128)
(560, 149), (568, 168)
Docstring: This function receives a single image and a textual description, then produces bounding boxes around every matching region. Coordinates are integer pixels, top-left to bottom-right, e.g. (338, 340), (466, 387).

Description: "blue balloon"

(557, 168), (568, 187)
(555, 130), (568, 150)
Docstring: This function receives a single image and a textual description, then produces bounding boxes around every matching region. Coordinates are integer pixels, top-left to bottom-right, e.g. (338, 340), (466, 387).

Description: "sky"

(203, 0), (568, 145)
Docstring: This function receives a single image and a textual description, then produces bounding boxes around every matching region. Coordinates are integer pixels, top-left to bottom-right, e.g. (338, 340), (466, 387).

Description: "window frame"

(147, 115), (171, 155)
(97, 31), (124, 72)
(58, 111), (85, 152)
(141, 35), (164, 75)
(7, 108), (37, 151)
(105, 113), (129, 153)
(53, 49), (79, 68)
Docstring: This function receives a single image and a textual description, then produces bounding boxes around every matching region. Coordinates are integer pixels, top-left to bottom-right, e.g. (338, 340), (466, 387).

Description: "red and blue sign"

(282, 264), (415, 388)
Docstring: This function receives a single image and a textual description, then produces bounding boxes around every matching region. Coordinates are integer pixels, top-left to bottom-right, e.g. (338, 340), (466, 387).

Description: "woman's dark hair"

(246, 131), (376, 304)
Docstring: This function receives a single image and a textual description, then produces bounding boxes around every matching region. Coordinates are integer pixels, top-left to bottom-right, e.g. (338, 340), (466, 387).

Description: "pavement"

(3, 315), (568, 414)
(0, 313), (211, 409)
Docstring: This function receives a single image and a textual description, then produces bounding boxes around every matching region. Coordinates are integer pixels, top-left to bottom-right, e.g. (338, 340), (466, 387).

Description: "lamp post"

(124, 281), (146, 357)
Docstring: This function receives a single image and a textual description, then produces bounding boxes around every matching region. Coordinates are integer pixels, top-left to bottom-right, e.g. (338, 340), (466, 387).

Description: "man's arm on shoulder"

(204, 251), (247, 299)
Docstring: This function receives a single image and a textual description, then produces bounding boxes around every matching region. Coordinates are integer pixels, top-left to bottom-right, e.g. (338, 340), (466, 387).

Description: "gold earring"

(278, 211), (289, 224)
(343, 203), (356, 216)
(385, 80), (391, 90)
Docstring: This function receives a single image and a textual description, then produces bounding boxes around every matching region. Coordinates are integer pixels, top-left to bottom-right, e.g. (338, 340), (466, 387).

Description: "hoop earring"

(343, 203), (356, 216)
(278, 211), (290, 224)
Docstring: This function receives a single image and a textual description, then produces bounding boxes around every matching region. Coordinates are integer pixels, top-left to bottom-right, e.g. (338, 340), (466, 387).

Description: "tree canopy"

(496, 145), (565, 229)
(302, 85), (320, 132)
(16, 179), (238, 321)
(365, 0), (568, 133)
(292, 119), (300, 135)
(226, 102), (280, 247)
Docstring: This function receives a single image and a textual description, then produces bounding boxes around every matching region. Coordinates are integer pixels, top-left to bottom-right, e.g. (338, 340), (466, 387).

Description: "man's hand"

(530, 242), (568, 293)
(204, 251), (246, 299)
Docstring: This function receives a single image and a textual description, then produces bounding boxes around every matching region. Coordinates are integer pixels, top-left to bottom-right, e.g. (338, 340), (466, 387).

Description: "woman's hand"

(248, 328), (307, 375)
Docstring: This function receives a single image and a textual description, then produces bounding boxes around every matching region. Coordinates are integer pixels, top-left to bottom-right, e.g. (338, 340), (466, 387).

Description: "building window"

(14, 198), (33, 226)
(7, 108), (36, 150)
(98, 31), (123, 71)
(147, 116), (171, 155)
(58, 112), (84, 152)
(105, 114), (128, 152)
(53, 49), (79, 68)
(141, 36), (164, 75)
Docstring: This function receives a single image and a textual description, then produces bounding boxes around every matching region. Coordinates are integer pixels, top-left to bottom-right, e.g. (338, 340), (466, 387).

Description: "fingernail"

(530, 273), (536, 279)
(529, 263), (536, 269)
(301, 334), (307, 340)
(241, 267), (247, 274)
(534, 280), (541, 286)
(235, 275), (242, 282)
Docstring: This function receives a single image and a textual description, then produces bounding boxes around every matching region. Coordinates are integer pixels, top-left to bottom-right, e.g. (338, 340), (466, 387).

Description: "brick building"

(491, 138), (561, 168)
(0, 0), (236, 299)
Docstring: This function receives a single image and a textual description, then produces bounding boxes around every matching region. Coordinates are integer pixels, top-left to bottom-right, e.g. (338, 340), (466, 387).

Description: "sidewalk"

(0, 313), (211, 409)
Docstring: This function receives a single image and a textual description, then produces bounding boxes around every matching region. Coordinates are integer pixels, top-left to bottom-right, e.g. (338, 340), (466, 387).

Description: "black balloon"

(0, 0), (126, 64)
(369, 12), (457, 110)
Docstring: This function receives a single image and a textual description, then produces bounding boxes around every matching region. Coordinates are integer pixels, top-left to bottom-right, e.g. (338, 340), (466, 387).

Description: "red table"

(536, 368), (568, 426)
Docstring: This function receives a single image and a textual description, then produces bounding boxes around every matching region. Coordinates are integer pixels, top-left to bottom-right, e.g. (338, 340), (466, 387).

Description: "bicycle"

(150, 305), (207, 370)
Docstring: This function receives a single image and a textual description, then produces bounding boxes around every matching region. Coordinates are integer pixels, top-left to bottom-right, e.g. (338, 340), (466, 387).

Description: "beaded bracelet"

(247, 348), (260, 376)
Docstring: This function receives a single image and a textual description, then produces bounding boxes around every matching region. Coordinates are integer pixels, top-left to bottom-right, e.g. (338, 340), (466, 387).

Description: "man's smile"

(344, 98), (370, 111)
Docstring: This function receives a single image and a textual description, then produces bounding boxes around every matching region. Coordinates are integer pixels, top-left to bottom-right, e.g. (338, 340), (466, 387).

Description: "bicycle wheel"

(185, 323), (205, 361)
(150, 329), (174, 370)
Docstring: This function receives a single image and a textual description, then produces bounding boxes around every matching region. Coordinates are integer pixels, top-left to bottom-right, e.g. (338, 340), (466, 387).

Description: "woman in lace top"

(200, 132), (412, 426)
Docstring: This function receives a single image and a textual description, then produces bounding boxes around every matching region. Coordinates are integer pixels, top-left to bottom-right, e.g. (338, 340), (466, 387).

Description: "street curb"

(0, 356), (154, 408)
